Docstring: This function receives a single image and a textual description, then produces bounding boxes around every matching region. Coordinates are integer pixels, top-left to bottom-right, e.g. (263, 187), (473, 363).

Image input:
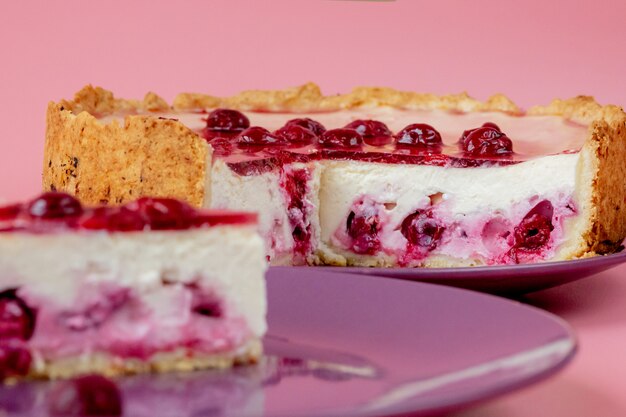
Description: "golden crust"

(529, 97), (626, 254)
(44, 100), (210, 207)
(173, 83), (522, 114)
(44, 84), (626, 261)
(21, 339), (261, 380)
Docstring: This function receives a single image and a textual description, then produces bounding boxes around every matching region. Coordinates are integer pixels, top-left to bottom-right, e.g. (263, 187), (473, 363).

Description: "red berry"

(131, 197), (194, 230)
(285, 118), (326, 136)
(238, 126), (286, 146)
(0, 290), (36, 341)
(319, 128), (363, 149)
(396, 124), (443, 148)
(27, 192), (83, 219)
(401, 210), (445, 250)
(82, 207), (145, 232)
(274, 124), (317, 145)
(461, 127), (513, 157)
(344, 120), (392, 145)
(513, 200), (554, 250)
(205, 109), (249, 132)
(0, 204), (22, 221)
(346, 207), (380, 255)
(482, 122), (501, 131)
(47, 375), (123, 416)
(0, 344), (31, 380)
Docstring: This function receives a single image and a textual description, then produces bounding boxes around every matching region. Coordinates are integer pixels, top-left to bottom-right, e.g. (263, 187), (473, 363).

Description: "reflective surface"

(2, 269), (576, 416)
(308, 250), (626, 294)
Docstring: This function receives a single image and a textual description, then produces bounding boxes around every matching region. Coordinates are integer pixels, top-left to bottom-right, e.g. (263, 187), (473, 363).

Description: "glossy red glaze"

(0, 194), (257, 233)
(203, 114), (529, 176)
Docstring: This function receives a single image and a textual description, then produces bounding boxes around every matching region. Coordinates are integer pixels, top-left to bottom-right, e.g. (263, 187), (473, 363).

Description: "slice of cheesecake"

(43, 84), (626, 267)
(0, 192), (266, 380)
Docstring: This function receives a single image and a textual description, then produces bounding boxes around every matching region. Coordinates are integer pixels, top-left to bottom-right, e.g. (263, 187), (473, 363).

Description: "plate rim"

(265, 269), (578, 417)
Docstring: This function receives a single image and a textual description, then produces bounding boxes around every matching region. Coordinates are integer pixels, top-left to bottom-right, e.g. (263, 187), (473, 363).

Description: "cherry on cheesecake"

(28, 192), (83, 219)
(319, 128), (364, 149)
(395, 124), (443, 149)
(238, 126), (287, 146)
(205, 109), (250, 132)
(284, 118), (326, 136)
(460, 125), (513, 157)
(344, 120), (392, 146)
(274, 124), (318, 145)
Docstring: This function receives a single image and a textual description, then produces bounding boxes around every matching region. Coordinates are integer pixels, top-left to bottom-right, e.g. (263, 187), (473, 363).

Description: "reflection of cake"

(0, 192), (266, 380)
(44, 84), (626, 267)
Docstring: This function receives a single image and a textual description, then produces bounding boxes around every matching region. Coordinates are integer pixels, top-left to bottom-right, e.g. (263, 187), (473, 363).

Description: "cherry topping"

(513, 200), (554, 250)
(319, 128), (363, 149)
(27, 192), (83, 219)
(344, 120), (392, 146)
(238, 126), (286, 146)
(285, 118), (326, 136)
(207, 136), (236, 157)
(401, 210), (445, 250)
(205, 109), (250, 132)
(80, 207), (145, 231)
(396, 124), (443, 148)
(461, 126), (513, 157)
(0, 290), (36, 341)
(482, 122), (501, 131)
(0, 204), (22, 221)
(274, 124), (317, 145)
(132, 197), (194, 229)
(0, 344), (31, 380)
(346, 207), (380, 255)
(47, 375), (123, 417)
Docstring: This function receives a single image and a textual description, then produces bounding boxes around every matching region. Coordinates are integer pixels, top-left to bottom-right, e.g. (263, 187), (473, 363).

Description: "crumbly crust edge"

(45, 84), (626, 258)
(19, 339), (262, 381)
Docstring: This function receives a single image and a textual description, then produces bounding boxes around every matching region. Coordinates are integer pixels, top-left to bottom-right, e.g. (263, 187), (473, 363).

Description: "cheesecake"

(0, 192), (266, 380)
(43, 84), (626, 267)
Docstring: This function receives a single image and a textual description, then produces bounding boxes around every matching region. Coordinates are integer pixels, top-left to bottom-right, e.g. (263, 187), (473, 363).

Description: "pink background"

(1, 1), (626, 415)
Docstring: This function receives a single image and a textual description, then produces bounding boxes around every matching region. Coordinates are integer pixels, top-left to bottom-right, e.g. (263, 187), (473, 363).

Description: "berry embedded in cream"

(0, 193), (266, 380)
(44, 84), (626, 267)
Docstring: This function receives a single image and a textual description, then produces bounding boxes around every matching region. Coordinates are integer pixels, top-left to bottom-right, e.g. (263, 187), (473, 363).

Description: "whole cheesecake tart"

(43, 84), (626, 267)
(0, 192), (266, 380)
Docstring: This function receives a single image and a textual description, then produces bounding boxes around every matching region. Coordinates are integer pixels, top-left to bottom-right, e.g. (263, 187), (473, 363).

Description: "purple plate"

(3, 269), (575, 417)
(303, 250), (626, 294)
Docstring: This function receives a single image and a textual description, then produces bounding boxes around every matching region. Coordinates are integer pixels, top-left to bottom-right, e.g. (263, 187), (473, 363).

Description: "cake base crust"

(23, 339), (262, 380)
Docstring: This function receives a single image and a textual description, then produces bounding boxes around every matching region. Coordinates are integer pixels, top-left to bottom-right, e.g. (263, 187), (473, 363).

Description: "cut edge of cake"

(42, 84), (626, 263)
